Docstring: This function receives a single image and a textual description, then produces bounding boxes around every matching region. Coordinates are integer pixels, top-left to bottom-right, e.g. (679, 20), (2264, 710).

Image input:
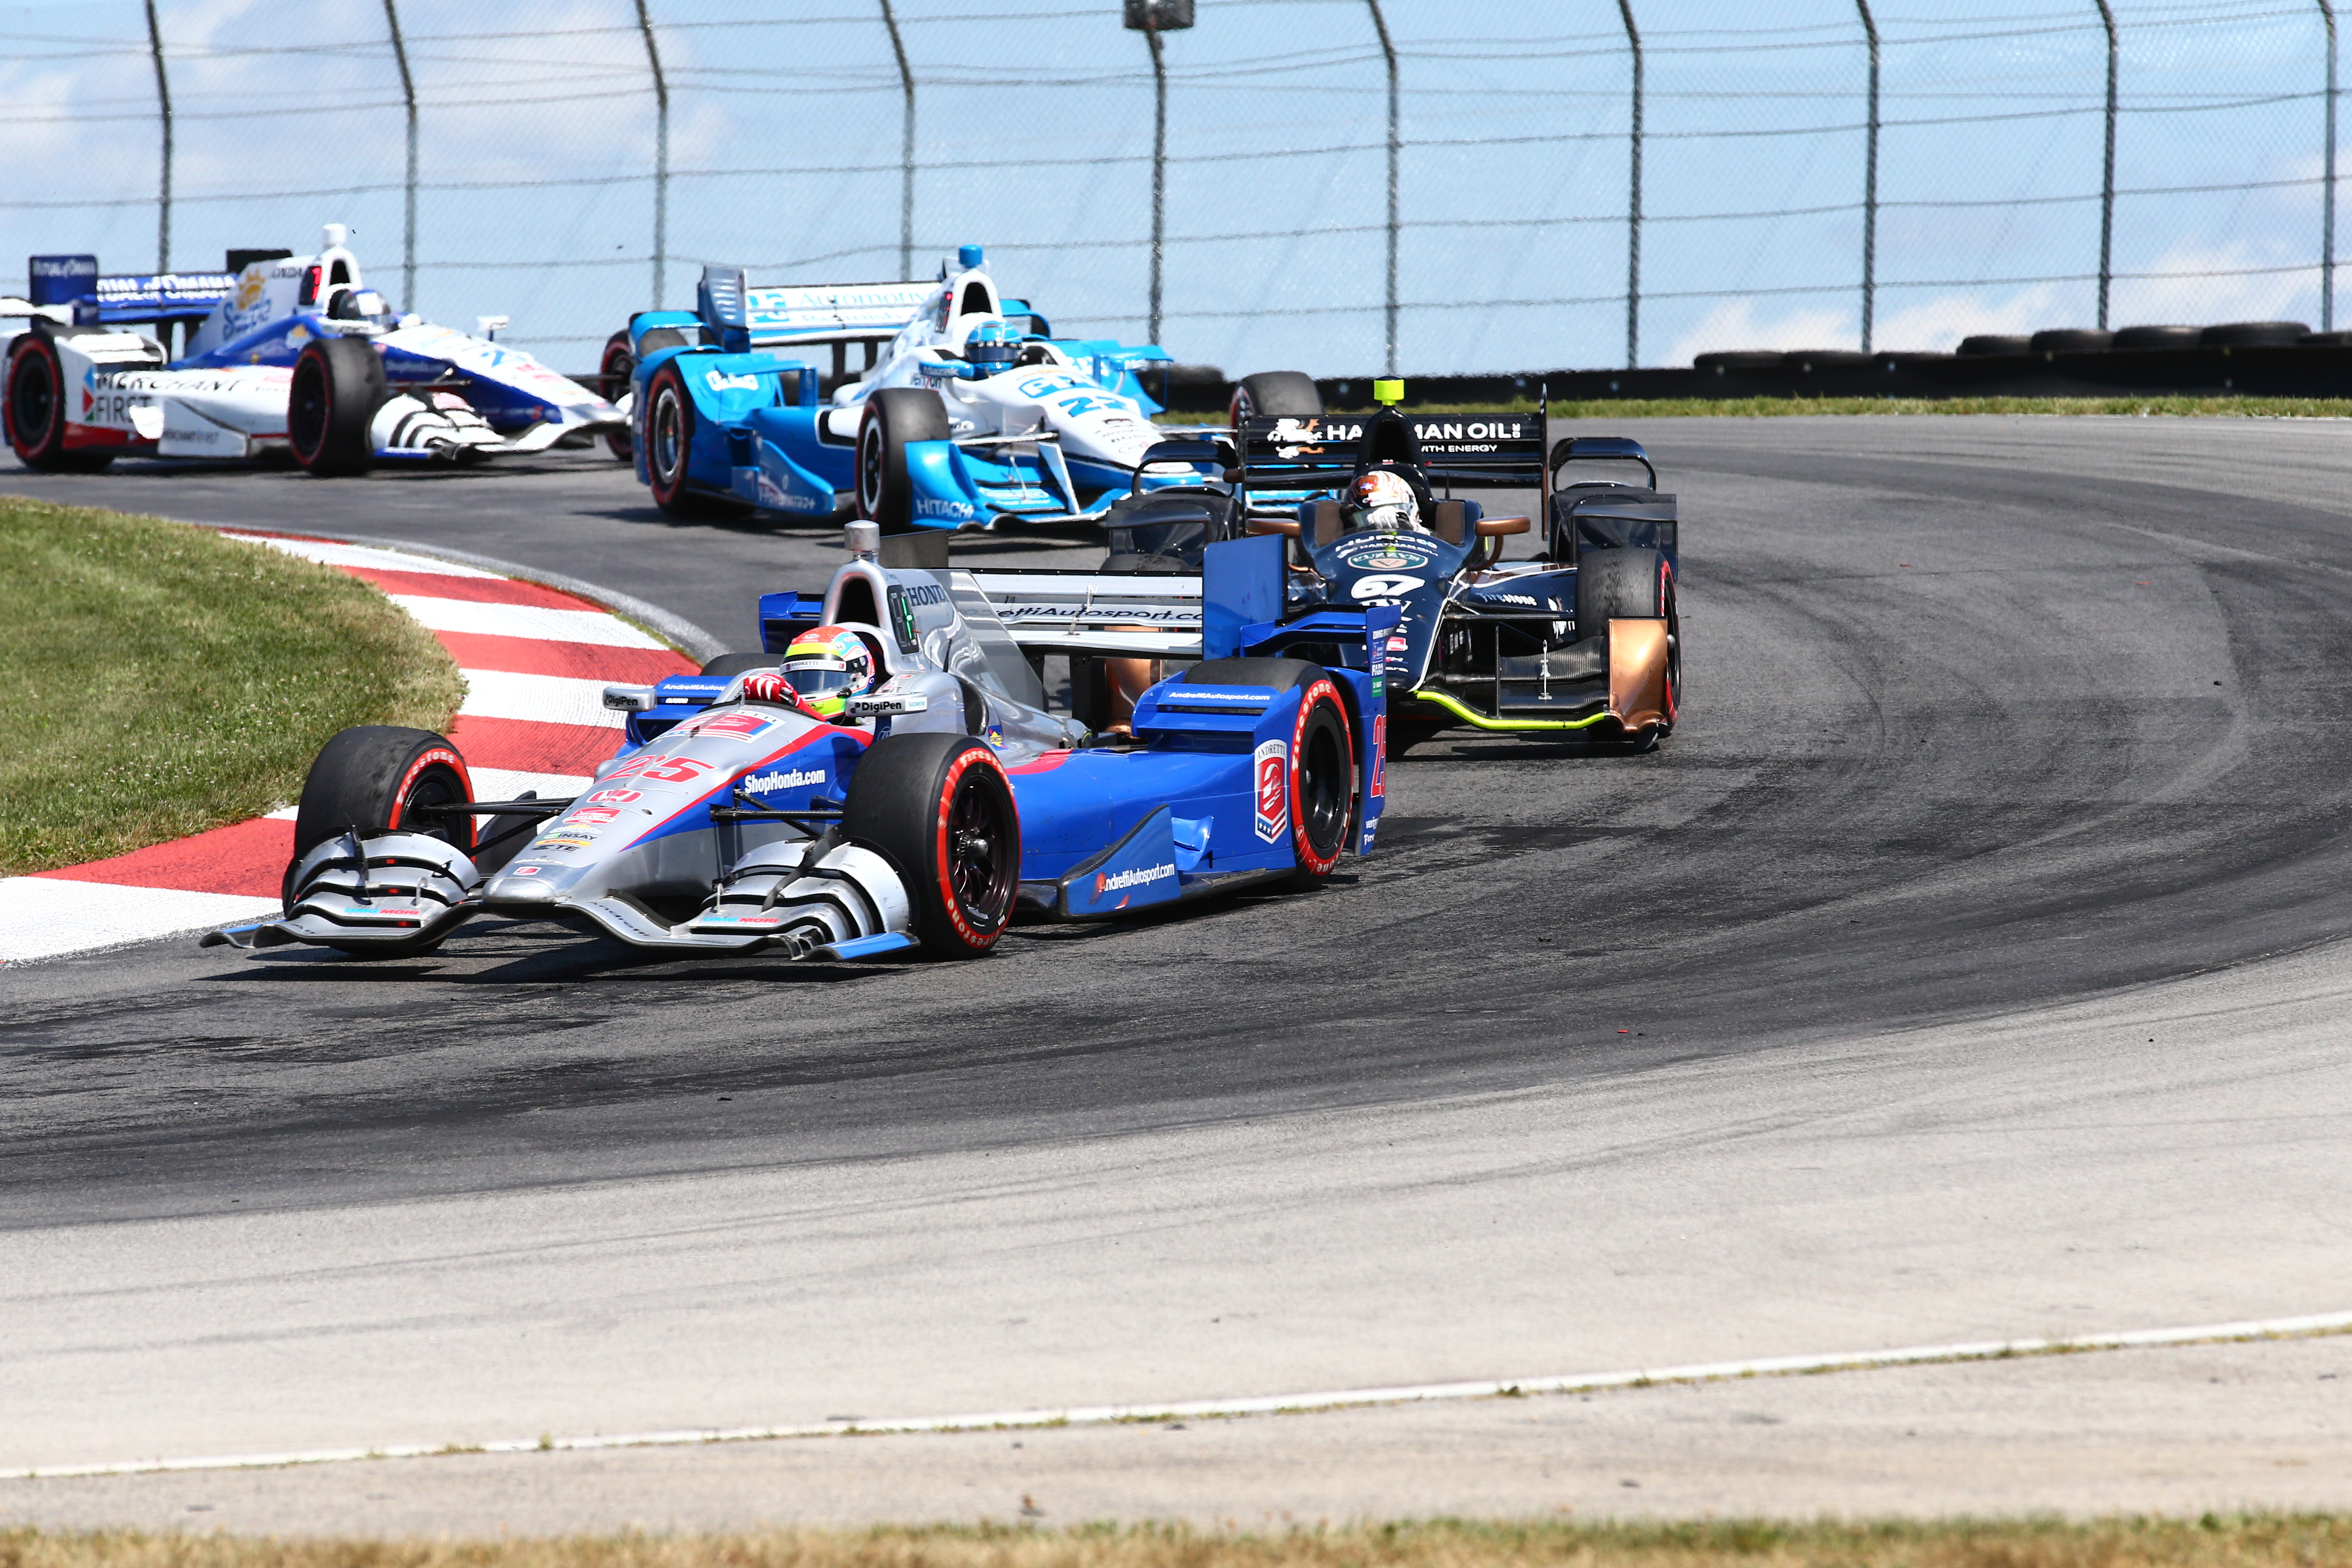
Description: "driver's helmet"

(779, 626), (877, 719)
(1346, 468), (1423, 533)
(964, 319), (1022, 376)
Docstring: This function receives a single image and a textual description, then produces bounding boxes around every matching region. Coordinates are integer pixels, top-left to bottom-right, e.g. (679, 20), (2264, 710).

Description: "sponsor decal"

(1371, 715), (1387, 798)
(532, 830), (598, 850)
(685, 711), (775, 743)
(1346, 550), (1429, 572)
(1486, 592), (1541, 606)
(1094, 862), (1177, 896)
(1387, 634), (1410, 651)
(1411, 419), (1527, 442)
(743, 766), (825, 793)
(584, 787), (643, 804)
(564, 808), (623, 827)
(511, 865), (543, 876)
(1351, 573), (1426, 602)
(901, 580), (950, 608)
(1175, 690), (1265, 703)
(705, 368), (760, 392)
(887, 585), (921, 652)
(914, 496), (979, 520)
(1253, 739), (1289, 844)
(605, 753), (713, 784)
(344, 905), (424, 917)
(701, 911), (787, 927)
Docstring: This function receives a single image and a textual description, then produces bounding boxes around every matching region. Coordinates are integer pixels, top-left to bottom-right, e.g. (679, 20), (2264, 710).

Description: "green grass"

(1163, 395), (2352, 421)
(0, 498), (464, 875)
(5, 1516), (2352, 1568)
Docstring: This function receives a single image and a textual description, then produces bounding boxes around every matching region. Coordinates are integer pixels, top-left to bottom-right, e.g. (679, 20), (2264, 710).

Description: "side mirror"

(1246, 515), (1301, 538)
(1474, 514), (1532, 538)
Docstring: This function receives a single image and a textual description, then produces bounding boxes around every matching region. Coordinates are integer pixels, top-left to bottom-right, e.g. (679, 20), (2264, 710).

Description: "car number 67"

(1351, 573), (1426, 601)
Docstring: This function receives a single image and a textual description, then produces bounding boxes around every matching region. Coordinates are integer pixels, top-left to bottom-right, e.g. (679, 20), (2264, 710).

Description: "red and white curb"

(0, 532), (696, 963)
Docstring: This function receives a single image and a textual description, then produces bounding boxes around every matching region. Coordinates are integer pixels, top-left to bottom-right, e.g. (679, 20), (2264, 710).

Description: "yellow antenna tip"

(1373, 378), (1404, 406)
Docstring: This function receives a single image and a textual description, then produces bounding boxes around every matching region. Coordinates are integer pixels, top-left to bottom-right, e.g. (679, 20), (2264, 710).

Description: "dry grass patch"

(0, 498), (463, 874)
(6, 1516), (2352, 1568)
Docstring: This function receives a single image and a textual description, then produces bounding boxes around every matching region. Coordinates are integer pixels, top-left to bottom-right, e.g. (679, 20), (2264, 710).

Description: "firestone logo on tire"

(1253, 739), (1288, 843)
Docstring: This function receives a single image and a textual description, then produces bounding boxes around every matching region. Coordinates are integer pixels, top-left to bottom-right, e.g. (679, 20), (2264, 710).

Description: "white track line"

(456, 669), (626, 728)
(387, 595), (668, 648)
(220, 533), (500, 578)
(10, 1308), (2347, 1481)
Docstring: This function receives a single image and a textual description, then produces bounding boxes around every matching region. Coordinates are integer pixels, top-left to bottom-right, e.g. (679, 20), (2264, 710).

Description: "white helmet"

(1347, 469), (1422, 533)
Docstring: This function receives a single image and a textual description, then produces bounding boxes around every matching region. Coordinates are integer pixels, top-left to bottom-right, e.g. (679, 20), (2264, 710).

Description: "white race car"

(4, 225), (623, 474)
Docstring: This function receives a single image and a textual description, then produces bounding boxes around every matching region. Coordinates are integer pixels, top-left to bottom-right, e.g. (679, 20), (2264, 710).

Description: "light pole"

(634, 0), (670, 310)
(882, 0), (916, 281)
(1857, 0), (1880, 354)
(2094, 0), (2118, 330)
(1367, 0), (1398, 375)
(2323, 0), (2338, 330)
(383, 0), (418, 316)
(1124, 0), (1193, 344)
(1617, 0), (1642, 369)
(144, 0), (171, 272)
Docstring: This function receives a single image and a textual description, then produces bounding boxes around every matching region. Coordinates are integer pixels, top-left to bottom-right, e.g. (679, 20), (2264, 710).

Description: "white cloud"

(2108, 240), (2316, 328)
(1666, 298), (1855, 366)
(1869, 284), (2063, 353)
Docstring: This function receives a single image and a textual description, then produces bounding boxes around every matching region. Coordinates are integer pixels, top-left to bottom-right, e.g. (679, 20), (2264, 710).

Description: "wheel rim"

(945, 769), (1015, 929)
(289, 355), (327, 456)
(858, 419), (884, 515)
(651, 384), (684, 485)
(393, 764), (470, 851)
(1298, 714), (1348, 859)
(602, 348), (632, 402)
(11, 353), (55, 447)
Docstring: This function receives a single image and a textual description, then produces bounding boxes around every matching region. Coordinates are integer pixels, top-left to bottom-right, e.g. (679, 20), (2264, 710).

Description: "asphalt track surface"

(4, 418), (2351, 1522)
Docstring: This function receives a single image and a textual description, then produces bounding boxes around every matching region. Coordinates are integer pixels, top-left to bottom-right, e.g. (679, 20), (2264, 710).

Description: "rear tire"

(856, 387), (953, 533)
(1575, 545), (1680, 739)
(845, 732), (1020, 958)
(5, 332), (112, 470)
(287, 336), (387, 476)
(1181, 658), (1354, 886)
(598, 330), (635, 459)
(643, 358), (750, 519)
(1229, 370), (1322, 427)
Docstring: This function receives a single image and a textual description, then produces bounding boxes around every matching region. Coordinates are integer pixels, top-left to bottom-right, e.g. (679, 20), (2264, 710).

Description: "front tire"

(1575, 545), (1680, 739)
(845, 732), (1021, 958)
(856, 387), (953, 533)
(287, 337), (387, 476)
(642, 359), (749, 519)
(598, 329), (635, 459)
(5, 332), (112, 470)
(284, 727), (476, 954)
(1229, 370), (1323, 428)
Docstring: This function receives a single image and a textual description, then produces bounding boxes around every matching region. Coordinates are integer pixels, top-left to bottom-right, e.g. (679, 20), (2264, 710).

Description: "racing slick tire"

(4, 331), (113, 471)
(856, 387), (953, 534)
(1575, 545), (1681, 746)
(287, 336), (388, 476)
(643, 358), (752, 519)
(284, 725), (477, 956)
(1229, 371), (1323, 427)
(1181, 657), (1355, 887)
(845, 731), (1020, 959)
(598, 330), (636, 459)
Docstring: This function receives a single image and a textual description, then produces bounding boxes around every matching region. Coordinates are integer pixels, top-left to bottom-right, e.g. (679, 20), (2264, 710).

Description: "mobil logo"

(1253, 738), (1289, 843)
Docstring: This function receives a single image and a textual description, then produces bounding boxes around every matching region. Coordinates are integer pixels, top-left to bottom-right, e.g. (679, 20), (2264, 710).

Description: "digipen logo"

(1253, 739), (1289, 843)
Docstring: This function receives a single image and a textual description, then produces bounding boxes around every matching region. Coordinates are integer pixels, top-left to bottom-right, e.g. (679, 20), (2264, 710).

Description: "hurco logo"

(1253, 739), (1288, 843)
(1093, 862), (1176, 895)
(744, 767), (824, 792)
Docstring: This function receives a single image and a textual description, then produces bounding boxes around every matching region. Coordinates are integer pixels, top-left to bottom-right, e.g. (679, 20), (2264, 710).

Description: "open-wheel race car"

(202, 522), (1390, 965)
(4, 225), (622, 474)
(619, 245), (1212, 529)
(963, 386), (1680, 753)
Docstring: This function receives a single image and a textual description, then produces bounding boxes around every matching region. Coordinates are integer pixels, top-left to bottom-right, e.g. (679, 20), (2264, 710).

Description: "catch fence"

(1, 1), (2341, 377)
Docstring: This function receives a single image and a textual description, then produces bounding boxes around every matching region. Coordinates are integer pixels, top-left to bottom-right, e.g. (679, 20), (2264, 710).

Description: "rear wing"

(960, 569), (1205, 659)
(1238, 411), (1545, 493)
(25, 255), (234, 328)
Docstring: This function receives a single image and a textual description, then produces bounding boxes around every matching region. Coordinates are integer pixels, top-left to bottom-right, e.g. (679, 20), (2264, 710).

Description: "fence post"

(382, 0), (418, 316)
(634, 0), (669, 310)
(143, 0), (171, 273)
(1367, 0), (1398, 375)
(1146, 26), (1168, 343)
(880, 0), (915, 281)
(1857, 0), (1880, 354)
(2324, 0), (2339, 331)
(2095, 0), (2118, 329)
(1617, 0), (1642, 368)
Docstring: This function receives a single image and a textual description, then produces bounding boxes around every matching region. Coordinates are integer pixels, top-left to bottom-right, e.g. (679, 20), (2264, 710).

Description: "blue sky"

(1, 0), (2337, 374)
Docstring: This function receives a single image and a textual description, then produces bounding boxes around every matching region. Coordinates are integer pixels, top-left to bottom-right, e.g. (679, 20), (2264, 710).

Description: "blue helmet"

(965, 319), (1021, 375)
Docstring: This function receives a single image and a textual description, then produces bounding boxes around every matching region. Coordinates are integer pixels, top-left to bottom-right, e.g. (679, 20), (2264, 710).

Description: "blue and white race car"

(4, 225), (622, 474)
(624, 245), (1206, 530)
(203, 521), (1392, 964)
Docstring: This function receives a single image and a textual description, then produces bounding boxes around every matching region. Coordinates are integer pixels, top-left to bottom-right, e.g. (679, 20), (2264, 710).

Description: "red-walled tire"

(5, 332), (112, 470)
(598, 329), (635, 460)
(845, 731), (1021, 958)
(642, 358), (749, 518)
(287, 336), (387, 476)
(1180, 657), (1356, 887)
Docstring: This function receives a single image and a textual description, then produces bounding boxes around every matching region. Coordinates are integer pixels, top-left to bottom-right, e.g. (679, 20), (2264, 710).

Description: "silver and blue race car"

(203, 522), (1393, 965)
(623, 245), (1210, 530)
(4, 225), (623, 474)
